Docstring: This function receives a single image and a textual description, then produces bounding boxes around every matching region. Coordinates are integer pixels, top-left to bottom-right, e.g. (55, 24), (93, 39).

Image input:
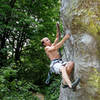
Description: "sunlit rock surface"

(59, 0), (100, 100)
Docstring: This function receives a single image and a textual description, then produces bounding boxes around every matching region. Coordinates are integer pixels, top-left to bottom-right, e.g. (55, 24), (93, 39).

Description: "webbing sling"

(45, 69), (52, 84)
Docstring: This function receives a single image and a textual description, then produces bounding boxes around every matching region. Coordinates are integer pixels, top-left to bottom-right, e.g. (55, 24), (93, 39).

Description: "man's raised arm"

(46, 34), (70, 52)
(52, 23), (61, 46)
(55, 34), (70, 49)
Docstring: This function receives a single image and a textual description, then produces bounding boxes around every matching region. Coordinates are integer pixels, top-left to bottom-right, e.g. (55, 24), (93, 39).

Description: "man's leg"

(65, 61), (74, 77)
(63, 61), (80, 89)
(60, 61), (74, 88)
(60, 66), (72, 88)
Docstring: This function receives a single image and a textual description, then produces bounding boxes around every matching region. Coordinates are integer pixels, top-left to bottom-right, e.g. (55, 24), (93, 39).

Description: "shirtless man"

(41, 24), (80, 89)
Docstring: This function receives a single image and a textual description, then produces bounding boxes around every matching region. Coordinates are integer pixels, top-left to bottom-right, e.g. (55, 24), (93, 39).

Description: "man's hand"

(64, 34), (70, 39)
(56, 22), (60, 38)
(56, 23), (60, 30)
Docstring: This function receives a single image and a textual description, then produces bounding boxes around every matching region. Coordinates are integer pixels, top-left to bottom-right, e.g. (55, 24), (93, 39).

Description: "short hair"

(41, 37), (48, 47)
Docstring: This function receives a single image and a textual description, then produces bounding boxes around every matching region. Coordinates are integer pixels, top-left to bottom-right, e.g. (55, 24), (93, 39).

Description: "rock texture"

(59, 0), (100, 100)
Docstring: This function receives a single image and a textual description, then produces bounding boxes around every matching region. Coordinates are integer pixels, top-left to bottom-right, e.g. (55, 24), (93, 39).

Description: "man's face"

(42, 37), (51, 46)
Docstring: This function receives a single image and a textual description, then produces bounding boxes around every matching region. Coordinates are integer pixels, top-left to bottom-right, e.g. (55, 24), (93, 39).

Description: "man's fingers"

(56, 23), (59, 28)
(67, 34), (70, 38)
(56, 23), (60, 32)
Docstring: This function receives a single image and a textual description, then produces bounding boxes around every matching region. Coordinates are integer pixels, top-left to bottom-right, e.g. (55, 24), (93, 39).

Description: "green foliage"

(0, 0), (60, 99)
(3, 67), (17, 80)
(44, 77), (61, 100)
(0, 66), (40, 100)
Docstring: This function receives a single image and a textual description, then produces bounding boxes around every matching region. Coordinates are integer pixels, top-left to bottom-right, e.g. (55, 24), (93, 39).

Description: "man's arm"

(52, 23), (60, 46)
(46, 34), (70, 52)
(52, 33), (59, 46)
(55, 34), (70, 49)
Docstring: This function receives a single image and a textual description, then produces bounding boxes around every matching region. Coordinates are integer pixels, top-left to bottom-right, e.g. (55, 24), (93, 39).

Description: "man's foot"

(62, 78), (80, 89)
(62, 82), (68, 88)
(72, 78), (80, 89)
(62, 82), (72, 88)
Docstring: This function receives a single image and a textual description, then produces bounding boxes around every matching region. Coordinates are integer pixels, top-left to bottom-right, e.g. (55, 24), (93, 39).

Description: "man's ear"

(43, 42), (46, 46)
(41, 41), (44, 46)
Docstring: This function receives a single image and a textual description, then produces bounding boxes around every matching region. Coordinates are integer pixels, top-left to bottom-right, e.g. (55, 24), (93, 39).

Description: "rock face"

(59, 0), (100, 100)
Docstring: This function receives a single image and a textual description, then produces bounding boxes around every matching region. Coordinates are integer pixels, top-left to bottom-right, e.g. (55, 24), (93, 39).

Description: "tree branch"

(10, 0), (16, 8)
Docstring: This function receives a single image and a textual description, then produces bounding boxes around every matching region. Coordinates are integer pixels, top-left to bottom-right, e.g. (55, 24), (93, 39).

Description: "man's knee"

(70, 61), (74, 67)
(65, 61), (74, 72)
(68, 61), (74, 67)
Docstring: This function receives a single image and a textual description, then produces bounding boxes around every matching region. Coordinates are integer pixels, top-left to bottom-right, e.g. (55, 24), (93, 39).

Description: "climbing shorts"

(50, 59), (68, 74)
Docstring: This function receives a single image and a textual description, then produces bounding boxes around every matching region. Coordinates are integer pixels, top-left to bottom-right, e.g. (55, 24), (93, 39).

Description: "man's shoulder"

(44, 46), (50, 53)
(45, 46), (50, 50)
(45, 45), (56, 52)
(45, 46), (54, 51)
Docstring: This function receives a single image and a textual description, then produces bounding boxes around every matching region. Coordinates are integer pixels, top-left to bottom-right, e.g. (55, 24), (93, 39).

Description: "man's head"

(41, 37), (51, 47)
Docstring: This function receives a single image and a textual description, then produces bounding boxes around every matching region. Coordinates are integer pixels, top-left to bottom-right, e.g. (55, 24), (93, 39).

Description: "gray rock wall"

(59, 0), (100, 100)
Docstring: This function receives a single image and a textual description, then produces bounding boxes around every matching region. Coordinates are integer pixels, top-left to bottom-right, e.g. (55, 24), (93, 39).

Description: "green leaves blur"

(0, 0), (60, 99)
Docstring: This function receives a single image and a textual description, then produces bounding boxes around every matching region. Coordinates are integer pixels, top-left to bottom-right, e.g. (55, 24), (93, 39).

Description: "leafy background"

(0, 0), (61, 99)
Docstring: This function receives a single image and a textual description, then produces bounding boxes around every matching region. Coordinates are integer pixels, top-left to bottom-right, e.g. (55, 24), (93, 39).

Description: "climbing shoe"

(62, 78), (80, 89)
(62, 84), (68, 88)
(62, 82), (68, 88)
(72, 78), (80, 89)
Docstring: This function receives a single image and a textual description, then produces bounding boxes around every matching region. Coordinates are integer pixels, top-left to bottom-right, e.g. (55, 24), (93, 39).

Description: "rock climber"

(41, 23), (80, 89)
